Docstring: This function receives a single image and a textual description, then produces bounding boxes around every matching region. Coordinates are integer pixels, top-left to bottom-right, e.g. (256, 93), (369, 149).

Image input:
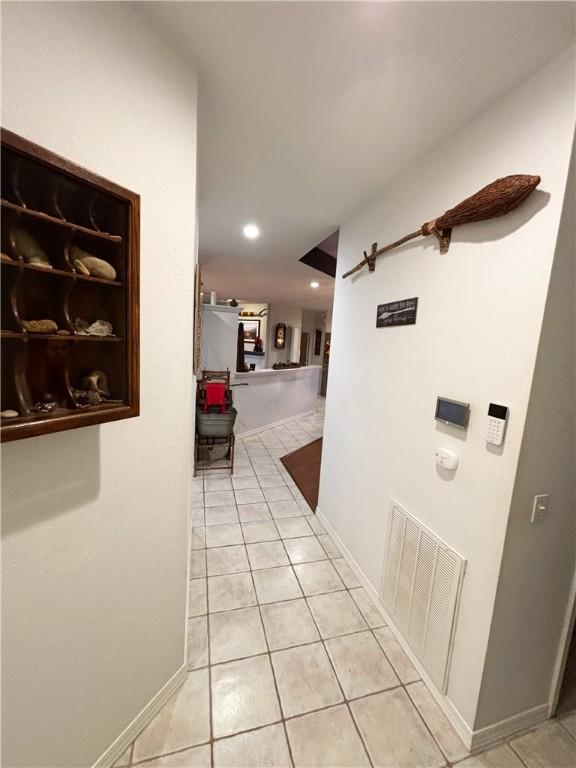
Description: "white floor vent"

(380, 499), (466, 693)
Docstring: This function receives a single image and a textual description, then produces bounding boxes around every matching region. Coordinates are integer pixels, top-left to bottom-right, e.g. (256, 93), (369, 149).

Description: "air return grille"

(380, 500), (466, 692)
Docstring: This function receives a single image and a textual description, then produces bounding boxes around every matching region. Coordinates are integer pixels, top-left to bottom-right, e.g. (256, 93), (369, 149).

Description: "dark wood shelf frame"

(1, 128), (140, 442)
(1, 199), (124, 243)
(1, 257), (123, 286)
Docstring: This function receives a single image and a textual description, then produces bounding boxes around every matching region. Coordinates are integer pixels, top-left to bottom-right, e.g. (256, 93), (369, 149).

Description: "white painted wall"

(200, 304), (240, 373)
(266, 304), (303, 366)
(318, 47), (575, 736)
(1, 4), (197, 767)
(475, 151), (576, 729)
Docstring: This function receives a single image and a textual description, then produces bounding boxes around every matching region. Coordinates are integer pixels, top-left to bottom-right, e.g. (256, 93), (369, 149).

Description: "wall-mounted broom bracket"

(421, 220), (452, 254)
(367, 242), (378, 272)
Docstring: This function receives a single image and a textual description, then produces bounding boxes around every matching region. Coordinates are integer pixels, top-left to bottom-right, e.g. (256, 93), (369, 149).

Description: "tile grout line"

(507, 738), (530, 768)
(403, 677), (455, 766)
(207, 605), (215, 768)
(130, 741), (212, 767)
(288, 553), (375, 768)
(557, 715), (576, 742)
(246, 542), (297, 768)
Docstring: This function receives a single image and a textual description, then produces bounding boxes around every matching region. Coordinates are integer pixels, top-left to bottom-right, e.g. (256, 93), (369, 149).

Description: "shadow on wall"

(1, 428), (101, 537)
(350, 189), (550, 284)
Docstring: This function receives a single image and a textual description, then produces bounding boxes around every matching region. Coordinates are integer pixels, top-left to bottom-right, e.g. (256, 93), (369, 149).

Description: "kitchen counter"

(233, 365), (321, 433)
(235, 365), (321, 379)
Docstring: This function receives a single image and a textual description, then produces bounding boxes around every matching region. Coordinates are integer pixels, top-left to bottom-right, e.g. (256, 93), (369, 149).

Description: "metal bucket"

(196, 407), (237, 438)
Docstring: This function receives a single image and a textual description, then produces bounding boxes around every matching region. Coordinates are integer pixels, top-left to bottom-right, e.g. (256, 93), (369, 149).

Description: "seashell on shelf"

(70, 245), (116, 280)
(73, 259), (90, 275)
(12, 228), (52, 269)
(1, 409), (19, 418)
(22, 319), (58, 334)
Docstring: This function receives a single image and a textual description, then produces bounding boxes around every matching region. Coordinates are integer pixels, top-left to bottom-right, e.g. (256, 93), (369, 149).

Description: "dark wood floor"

(280, 437), (323, 512)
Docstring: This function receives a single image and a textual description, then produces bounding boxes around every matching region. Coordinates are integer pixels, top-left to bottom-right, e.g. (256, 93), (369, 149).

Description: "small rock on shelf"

(1, 410), (19, 418)
(74, 317), (114, 336)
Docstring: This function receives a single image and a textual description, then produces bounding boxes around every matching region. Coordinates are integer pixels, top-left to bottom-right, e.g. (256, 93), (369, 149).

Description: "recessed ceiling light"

(242, 223), (260, 240)
(310, 281), (320, 289)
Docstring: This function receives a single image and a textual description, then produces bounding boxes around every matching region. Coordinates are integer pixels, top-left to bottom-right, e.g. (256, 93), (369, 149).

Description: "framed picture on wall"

(242, 319), (260, 348)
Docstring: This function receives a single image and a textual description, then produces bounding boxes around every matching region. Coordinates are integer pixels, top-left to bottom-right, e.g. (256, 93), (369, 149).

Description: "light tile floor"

(119, 405), (576, 767)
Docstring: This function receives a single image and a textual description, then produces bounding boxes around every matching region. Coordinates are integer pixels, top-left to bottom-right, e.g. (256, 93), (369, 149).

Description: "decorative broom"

(342, 174), (541, 279)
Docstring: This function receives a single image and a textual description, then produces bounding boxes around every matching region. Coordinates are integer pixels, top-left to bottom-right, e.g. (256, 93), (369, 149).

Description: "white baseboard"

(469, 704), (550, 751)
(236, 408), (317, 438)
(317, 507), (474, 748)
(92, 664), (187, 768)
(316, 507), (553, 751)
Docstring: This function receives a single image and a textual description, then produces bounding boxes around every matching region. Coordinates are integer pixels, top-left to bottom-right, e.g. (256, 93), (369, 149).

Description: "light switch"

(531, 494), (549, 523)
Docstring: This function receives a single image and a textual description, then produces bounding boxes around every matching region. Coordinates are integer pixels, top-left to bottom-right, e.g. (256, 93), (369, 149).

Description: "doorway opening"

(557, 627), (576, 715)
(320, 332), (331, 397)
(299, 331), (310, 366)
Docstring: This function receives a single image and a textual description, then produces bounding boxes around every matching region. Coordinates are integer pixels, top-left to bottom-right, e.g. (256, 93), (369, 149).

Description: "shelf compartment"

(67, 279), (125, 340)
(17, 267), (72, 334)
(69, 342), (127, 408)
(1, 257), (122, 286)
(1, 128), (139, 442)
(1, 195), (124, 243)
(1, 267), (21, 332)
(2, 209), (75, 272)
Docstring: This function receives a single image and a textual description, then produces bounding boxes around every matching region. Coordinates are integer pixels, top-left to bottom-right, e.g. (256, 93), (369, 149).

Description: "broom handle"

(341, 175), (540, 279)
(342, 230), (422, 279)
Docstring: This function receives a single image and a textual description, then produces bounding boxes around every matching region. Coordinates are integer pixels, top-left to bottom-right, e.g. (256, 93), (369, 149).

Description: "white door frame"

(549, 566), (576, 714)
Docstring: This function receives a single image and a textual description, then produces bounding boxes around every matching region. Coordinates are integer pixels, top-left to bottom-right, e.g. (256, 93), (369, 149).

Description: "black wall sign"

(376, 297), (418, 328)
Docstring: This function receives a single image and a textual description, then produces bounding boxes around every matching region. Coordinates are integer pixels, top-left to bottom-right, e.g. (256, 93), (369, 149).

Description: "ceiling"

(142, 2), (574, 311)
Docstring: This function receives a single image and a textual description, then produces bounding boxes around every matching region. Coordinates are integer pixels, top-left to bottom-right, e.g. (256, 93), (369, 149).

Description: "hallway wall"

(1, 3), (198, 766)
(318, 46), (575, 738)
(475, 149), (576, 729)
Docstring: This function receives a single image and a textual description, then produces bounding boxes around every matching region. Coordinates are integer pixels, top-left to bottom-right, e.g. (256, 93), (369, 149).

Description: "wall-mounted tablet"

(435, 397), (470, 429)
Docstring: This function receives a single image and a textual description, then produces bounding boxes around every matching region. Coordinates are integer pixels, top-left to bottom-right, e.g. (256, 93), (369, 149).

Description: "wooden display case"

(1, 129), (139, 442)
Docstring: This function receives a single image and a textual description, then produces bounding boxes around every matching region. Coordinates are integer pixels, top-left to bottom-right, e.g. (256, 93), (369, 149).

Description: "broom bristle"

(423, 174), (540, 233)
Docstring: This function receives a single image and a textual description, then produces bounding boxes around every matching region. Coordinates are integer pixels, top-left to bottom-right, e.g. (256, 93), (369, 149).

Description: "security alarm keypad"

(486, 403), (509, 446)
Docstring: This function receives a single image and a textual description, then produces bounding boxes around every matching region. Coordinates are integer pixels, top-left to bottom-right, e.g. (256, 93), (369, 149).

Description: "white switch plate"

(531, 494), (550, 523)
